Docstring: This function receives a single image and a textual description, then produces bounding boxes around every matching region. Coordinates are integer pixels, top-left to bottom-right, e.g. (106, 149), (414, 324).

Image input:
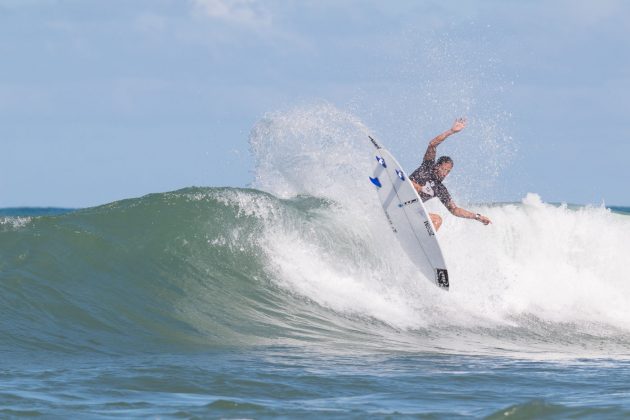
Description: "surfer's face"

(435, 162), (453, 180)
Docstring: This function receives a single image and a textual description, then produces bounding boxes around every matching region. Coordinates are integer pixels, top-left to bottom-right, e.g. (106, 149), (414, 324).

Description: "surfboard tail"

(436, 269), (449, 289)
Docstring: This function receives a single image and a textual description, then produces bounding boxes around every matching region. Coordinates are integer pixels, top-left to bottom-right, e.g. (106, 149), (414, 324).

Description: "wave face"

(2, 189), (630, 357)
(2, 105), (630, 358)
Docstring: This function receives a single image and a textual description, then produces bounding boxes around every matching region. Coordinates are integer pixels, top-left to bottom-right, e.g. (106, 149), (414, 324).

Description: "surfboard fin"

(369, 177), (382, 188)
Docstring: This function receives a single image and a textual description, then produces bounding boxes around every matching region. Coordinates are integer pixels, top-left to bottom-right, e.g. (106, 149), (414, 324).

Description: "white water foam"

(443, 193), (630, 330)
(0, 216), (32, 230)
(248, 105), (630, 351)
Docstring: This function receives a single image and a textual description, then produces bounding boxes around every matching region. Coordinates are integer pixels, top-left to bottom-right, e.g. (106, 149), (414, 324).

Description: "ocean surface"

(3, 107), (630, 418)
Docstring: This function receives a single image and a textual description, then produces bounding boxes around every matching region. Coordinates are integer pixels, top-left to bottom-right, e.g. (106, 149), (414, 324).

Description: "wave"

(1, 187), (629, 357)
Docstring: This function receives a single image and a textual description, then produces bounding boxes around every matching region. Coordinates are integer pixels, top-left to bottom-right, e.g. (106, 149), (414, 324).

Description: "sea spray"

(249, 103), (373, 206)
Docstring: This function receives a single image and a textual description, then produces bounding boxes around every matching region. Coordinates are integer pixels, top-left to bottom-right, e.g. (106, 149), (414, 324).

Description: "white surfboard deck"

(368, 136), (449, 290)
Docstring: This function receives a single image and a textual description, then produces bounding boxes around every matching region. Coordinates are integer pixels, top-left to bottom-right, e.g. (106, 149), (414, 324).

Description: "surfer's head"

(435, 156), (453, 180)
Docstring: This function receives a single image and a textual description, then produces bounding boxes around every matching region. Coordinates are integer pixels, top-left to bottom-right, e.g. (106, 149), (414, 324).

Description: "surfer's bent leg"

(429, 213), (442, 231)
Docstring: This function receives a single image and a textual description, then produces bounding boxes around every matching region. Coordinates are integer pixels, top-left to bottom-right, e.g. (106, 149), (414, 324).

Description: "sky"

(1, 0), (629, 207)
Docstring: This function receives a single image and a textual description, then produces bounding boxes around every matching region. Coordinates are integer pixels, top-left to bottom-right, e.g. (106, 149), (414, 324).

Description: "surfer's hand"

(476, 214), (491, 225)
(451, 118), (466, 133)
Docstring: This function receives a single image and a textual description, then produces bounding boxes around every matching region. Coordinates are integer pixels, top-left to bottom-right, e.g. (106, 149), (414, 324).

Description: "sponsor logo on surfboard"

(384, 210), (397, 233)
(395, 169), (405, 181)
(398, 198), (418, 208)
(375, 156), (387, 168)
(424, 220), (435, 237)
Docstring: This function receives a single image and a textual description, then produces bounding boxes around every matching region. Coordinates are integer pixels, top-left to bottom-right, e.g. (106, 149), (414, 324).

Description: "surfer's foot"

(430, 213), (442, 231)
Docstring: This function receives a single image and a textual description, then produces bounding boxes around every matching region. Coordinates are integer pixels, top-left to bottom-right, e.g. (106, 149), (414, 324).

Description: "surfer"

(409, 118), (492, 231)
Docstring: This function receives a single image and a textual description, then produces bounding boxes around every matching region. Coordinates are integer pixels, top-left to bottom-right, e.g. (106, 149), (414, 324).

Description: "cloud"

(191, 0), (271, 27)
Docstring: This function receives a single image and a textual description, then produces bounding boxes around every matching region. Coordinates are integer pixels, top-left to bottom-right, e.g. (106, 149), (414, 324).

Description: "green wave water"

(1, 188), (404, 356)
(2, 188), (288, 354)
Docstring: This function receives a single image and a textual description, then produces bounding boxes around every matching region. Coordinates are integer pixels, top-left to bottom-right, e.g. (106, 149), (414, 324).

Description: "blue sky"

(1, 0), (628, 207)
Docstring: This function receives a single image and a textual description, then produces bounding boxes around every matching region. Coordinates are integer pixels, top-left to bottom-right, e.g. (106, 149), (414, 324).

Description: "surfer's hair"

(437, 156), (453, 166)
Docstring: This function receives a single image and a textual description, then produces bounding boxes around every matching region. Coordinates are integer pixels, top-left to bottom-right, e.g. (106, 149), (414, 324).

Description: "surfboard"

(368, 136), (450, 290)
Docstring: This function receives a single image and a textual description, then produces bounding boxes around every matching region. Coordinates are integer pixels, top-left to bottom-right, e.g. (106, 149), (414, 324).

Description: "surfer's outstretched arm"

(423, 118), (466, 161)
(446, 201), (492, 225)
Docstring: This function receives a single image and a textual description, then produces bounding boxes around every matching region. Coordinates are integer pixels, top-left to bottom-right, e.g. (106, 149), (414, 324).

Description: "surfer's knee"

(411, 180), (422, 194)
(430, 213), (442, 231)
